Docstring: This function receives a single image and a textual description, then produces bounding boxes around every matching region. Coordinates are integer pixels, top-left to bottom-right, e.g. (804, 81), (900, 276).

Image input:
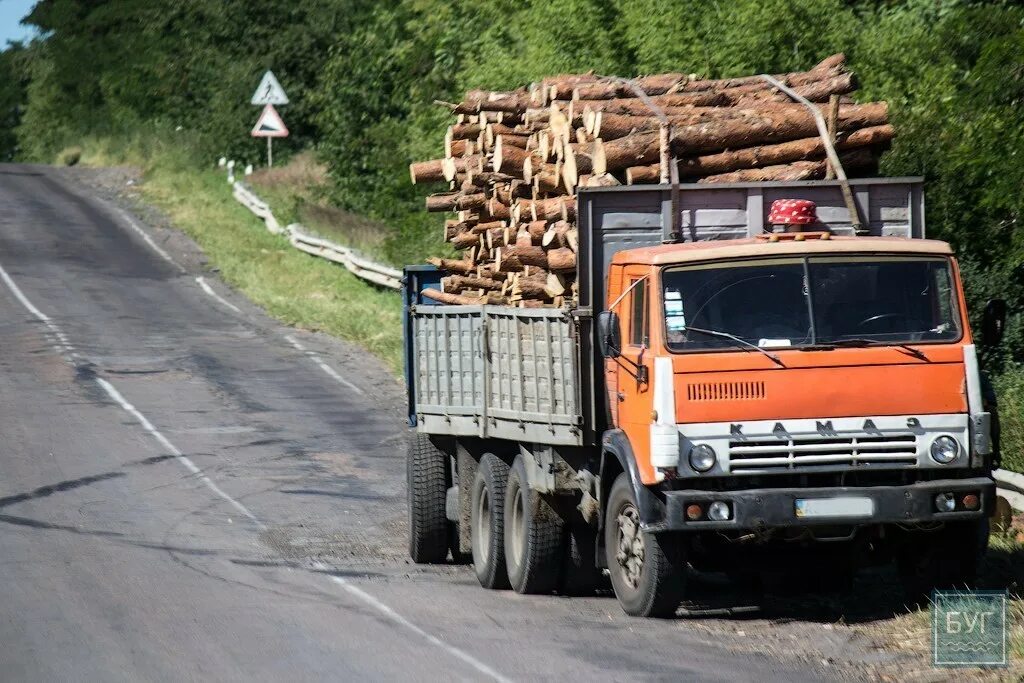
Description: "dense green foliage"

(1, 0), (1021, 375)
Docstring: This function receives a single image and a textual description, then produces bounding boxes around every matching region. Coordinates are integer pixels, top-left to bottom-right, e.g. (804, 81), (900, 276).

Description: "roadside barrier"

(225, 165), (402, 290)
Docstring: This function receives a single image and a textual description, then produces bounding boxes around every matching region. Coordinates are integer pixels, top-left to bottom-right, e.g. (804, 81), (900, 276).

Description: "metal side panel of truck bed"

(410, 304), (584, 446)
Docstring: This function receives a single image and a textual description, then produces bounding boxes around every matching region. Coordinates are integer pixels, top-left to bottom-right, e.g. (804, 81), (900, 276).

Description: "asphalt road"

(0, 165), (834, 681)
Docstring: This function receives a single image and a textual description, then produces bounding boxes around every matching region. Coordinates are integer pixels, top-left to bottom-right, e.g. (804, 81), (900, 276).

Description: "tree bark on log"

(450, 230), (479, 250)
(547, 248), (576, 272)
(409, 159), (445, 184)
(493, 137), (531, 174)
(425, 193), (458, 212)
(486, 198), (511, 220)
(676, 123), (893, 177)
(699, 148), (876, 183)
(444, 274), (504, 291)
(679, 53), (845, 93)
(599, 102), (888, 170)
(427, 257), (475, 275)
(422, 288), (479, 305)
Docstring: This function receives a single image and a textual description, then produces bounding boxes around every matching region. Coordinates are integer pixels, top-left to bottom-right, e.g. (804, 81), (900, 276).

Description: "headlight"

(688, 444), (717, 472)
(930, 435), (960, 464)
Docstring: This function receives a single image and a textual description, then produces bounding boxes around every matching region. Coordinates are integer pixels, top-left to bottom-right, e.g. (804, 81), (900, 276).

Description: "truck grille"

(686, 381), (765, 401)
(728, 434), (917, 472)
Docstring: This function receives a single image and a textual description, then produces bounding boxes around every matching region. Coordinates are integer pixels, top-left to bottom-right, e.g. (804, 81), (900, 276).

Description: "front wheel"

(605, 473), (686, 617)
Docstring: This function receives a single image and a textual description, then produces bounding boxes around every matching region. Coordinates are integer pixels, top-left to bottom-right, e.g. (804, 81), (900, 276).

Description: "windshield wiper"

(828, 338), (929, 361)
(685, 326), (785, 367)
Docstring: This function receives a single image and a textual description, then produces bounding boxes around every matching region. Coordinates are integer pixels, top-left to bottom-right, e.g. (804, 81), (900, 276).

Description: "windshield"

(662, 255), (961, 352)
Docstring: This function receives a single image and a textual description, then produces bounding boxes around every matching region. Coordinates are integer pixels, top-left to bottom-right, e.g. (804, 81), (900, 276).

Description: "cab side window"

(629, 279), (648, 347)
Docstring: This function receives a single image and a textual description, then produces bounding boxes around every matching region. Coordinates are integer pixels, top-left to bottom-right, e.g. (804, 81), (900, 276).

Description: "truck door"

(617, 271), (653, 443)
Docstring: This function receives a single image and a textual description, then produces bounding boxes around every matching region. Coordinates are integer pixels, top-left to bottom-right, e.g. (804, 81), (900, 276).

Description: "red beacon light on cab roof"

(763, 198), (832, 240)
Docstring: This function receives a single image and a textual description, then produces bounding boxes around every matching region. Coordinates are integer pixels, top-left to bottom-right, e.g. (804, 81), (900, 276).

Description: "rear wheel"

(504, 455), (564, 594)
(897, 519), (989, 601)
(407, 434), (450, 564)
(605, 473), (686, 617)
(471, 454), (510, 589)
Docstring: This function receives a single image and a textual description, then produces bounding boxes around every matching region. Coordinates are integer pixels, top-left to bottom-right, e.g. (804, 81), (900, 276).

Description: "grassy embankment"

(78, 140), (404, 373)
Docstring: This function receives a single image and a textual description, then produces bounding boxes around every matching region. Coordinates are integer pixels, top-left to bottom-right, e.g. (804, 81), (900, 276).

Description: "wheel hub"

(615, 504), (644, 589)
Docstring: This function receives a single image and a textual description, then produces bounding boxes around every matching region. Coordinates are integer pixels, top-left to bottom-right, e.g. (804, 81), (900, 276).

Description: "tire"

(471, 454), (510, 589)
(605, 473), (686, 617)
(897, 519), (989, 602)
(504, 455), (564, 594)
(407, 434), (451, 564)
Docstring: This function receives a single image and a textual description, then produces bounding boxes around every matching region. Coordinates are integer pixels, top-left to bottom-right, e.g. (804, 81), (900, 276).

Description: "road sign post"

(251, 104), (289, 168)
(250, 71), (290, 167)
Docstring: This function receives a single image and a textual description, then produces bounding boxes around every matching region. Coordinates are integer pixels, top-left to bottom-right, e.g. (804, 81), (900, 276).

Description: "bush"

(996, 367), (1024, 473)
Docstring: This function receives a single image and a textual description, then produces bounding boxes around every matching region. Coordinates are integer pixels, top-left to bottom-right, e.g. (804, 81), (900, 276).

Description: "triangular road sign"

(251, 70), (289, 105)
(251, 104), (289, 138)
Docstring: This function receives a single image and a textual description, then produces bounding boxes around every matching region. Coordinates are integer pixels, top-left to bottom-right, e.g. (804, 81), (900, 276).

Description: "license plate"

(795, 497), (874, 518)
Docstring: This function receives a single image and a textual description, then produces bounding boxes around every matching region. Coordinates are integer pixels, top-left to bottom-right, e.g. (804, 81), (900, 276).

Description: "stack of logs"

(410, 53), (893, 308)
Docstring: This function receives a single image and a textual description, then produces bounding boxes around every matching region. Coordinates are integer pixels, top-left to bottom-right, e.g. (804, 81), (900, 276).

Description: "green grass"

(74, 139), (405, 374)
(996, 367), (1024, 474)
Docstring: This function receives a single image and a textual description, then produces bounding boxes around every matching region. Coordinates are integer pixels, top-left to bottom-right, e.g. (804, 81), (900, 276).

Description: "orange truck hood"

(671, 344), (967, 424)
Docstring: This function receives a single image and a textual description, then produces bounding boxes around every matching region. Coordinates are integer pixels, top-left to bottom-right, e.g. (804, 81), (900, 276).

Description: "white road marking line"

(314, 564), (511, 683)
(112, 206), (184, 271)
(94, 377), (266, 530)
(0, 260), (261, 529)
(0, 262), (79, 358)
(196, 276), (243, 313)
(0, 258), (508, 681)
(284, 334), (363, 395)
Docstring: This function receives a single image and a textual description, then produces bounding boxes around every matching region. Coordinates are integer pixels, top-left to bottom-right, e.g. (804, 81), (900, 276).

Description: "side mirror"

(597, 310), (621, 358)
(982, 299), (1007, 347)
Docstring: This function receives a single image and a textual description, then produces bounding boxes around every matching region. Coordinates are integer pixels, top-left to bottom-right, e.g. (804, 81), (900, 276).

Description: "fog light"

(935, 492), (956, 513)
(963, 493), (980, 510)
(689, 444), (717, 473)
(686, 504), (704, 521)
(930, 435), (960, 464)
(708, 501), (731, 521)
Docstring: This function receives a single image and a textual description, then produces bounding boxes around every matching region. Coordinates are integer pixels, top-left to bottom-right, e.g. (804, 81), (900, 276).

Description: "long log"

(599, 102), (888, 170)
(593, 99), (881, 142)
(730, 72), (857, 105)
(450, 230), (480, 250)
(699, 148), (877, 183)
(427, 257), (475, 275)
(679, 53), (846, 93)
(425, 192), (458, 212)
(444, 274), (504, 291)
(574, 82), (728, 105)
(674, 124), (893, 177)
(422, 288), (479, 305)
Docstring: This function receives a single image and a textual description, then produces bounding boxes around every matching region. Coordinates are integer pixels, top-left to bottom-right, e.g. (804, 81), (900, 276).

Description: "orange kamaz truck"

(403, 177), (1006, 617)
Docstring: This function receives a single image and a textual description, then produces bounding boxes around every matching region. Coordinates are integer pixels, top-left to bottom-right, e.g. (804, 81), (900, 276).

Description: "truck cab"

(405, 177), (1005, 617)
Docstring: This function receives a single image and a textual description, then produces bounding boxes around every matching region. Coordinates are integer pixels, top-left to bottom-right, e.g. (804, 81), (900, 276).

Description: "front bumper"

(653, 477), (994, 532)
